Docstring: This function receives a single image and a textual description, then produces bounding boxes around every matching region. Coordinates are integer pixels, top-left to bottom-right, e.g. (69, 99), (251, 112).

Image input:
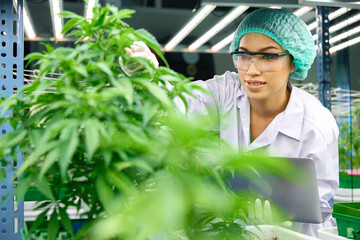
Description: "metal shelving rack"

(0, 0), (24, 239)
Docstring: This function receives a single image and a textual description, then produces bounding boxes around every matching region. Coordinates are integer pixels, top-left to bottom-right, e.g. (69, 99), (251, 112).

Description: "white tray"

(247, 225), (318, 240)
(317, 227), (348, 240)
(336, 187), (360, 197)
(24, 201), (87, 221)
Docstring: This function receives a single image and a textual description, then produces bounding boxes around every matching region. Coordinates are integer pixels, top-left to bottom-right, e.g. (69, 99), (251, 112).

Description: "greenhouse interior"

(1, 0), (360, 239)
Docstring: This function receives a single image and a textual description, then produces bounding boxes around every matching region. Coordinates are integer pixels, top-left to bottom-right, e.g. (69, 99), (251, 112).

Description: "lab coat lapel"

(246, 85), (304, 151)
(278, 86), (304, 141)
(247, 114), (283, 151)
(236, 85), (251, 149)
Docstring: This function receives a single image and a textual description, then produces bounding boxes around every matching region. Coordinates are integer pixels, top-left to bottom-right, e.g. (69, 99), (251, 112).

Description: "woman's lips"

(245, 80), (266, 90)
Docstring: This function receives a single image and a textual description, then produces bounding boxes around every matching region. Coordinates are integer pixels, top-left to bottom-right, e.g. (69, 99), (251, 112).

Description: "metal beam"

(299, 0), (360, 9)
(201, 0), (301, 7)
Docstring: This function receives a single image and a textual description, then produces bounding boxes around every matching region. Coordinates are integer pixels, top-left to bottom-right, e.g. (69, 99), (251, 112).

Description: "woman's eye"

(263, 54), (279, 60)
(238, 53), (250, 60)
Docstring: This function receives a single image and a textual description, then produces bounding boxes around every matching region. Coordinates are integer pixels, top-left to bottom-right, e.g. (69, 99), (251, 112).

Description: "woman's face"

(237, 33), (295, 103)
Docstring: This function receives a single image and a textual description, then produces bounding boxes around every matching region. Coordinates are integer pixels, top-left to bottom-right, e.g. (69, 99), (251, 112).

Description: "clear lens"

(232, 53), (287, 72)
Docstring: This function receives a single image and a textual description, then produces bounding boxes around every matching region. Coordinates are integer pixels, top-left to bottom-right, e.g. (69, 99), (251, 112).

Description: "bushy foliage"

(339, 103), (360, 171)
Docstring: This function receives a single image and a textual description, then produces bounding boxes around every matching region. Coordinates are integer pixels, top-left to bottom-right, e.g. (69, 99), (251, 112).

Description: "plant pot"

(246, 225), (318, 240)
(317, 227), (348, 240)
(335, 172), (360, 202)
(332, 202), (360, 239)
(339, 172), (360, 189)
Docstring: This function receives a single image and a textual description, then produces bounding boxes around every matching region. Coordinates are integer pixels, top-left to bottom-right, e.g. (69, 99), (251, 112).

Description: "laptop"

(228, 157), (332, 223)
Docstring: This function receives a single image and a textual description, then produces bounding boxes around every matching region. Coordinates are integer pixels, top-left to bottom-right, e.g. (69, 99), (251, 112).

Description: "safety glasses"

(230, 51), (290, 72)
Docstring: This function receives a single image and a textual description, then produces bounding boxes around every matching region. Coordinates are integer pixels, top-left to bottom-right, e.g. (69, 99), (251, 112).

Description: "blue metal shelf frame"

(316, 6), (331, 110)
(0, 0), (24, 239)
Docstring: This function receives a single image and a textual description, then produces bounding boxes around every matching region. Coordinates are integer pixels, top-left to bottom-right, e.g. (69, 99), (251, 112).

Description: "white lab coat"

(179, 71), (339, 237)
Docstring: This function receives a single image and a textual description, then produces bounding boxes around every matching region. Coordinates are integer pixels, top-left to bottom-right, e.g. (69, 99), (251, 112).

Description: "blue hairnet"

(230, 8), (316, 80)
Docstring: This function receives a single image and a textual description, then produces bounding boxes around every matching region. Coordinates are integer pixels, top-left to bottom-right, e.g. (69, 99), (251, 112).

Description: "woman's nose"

(246, 60), (261, 75)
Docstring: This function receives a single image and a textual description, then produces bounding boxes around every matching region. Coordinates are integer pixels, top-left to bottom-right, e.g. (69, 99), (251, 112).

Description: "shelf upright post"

(0, 0), (24, 239)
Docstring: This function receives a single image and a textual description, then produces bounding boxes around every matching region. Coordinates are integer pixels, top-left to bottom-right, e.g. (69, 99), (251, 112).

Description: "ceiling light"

(85, 0), (98, 21)
(269, 6), (282, 9)
(211, 32), (235, 52)
(330, 35), (360, 53)
(329, 13), (360, 33)
(313, 12), (360, 41)
(329, 7), (351, 20)
(293, 6), (313, 17)
(308, 7), (350, 32)
(164, 4), (216, 51)
(13, 0), (37, 40)
(188, 5), (248, 51)
(330, 25), (360, 45)
(308, 22), (317, 31)
(49, 0), (64, 40)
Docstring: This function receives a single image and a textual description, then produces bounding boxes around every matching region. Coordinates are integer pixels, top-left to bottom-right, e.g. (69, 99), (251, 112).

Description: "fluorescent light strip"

(211, 32), (235, 52)
(50, 0), (64, 40)
(85, 0), (98, 21)
(329, 13), (360, 33)
(13, 0), (37, 40)
(329, 7), (351, 20)
(293, 6), (312, 17)
(164, 4), (216, 51)
(330, 25), (360, 44)
(188, 5), (248, 51)
(308, 7), (350, 32)
(313, 12), (360, 41)
(307, 22), (317, 31)
(330, 35), (360, 53)
(269, 6), (282, 9)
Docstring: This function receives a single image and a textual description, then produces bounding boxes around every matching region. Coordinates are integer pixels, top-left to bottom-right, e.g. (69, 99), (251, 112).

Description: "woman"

(123, 8), (339, 236)
(188, 8), (339, 236)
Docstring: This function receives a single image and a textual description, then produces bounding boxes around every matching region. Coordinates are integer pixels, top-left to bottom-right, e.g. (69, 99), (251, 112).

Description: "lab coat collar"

(237, 83), (304, 151)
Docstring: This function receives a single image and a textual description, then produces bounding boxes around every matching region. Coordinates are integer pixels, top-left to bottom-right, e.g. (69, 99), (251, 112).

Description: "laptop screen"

(228, 157), (327, 223)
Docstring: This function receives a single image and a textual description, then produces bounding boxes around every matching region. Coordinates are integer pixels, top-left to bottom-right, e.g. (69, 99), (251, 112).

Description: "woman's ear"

(290, 62), (295, 73)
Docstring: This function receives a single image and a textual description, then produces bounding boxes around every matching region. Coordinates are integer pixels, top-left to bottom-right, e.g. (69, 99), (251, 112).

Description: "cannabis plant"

(339, 103), (360, 171)
(0, 3), (290, 240)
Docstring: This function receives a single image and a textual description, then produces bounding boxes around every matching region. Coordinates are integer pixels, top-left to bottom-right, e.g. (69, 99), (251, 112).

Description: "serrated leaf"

(111, 77), (133, 106)
(62, 17), (84, 35)
(74, 65), (89, 77)
(143, 100), (159, 125)
(58, 121), (79, 180)
(132, 78), (172, 109)
(96, 176), (113, 213)
(97, 62), (114, 78)
(84, 119), (100, 162)
(0, 129), (26, 147)
(135, 28), (167, 67)
(39, 149), (58, 178)
(34, 178), (54, 201)
(24, 52), (44, 66)
(59, 10), (82, 19)
(116, 8), (135, 19)
(29, 209), (49, 234)
(59, 206), (74, 235)
(15, 176), (33, 201)
(48, 209), (60, 240)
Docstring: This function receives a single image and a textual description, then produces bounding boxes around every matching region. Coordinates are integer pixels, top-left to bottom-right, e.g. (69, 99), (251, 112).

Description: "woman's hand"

(119, 41), (159, 76)
(248, 198), (292, 227)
